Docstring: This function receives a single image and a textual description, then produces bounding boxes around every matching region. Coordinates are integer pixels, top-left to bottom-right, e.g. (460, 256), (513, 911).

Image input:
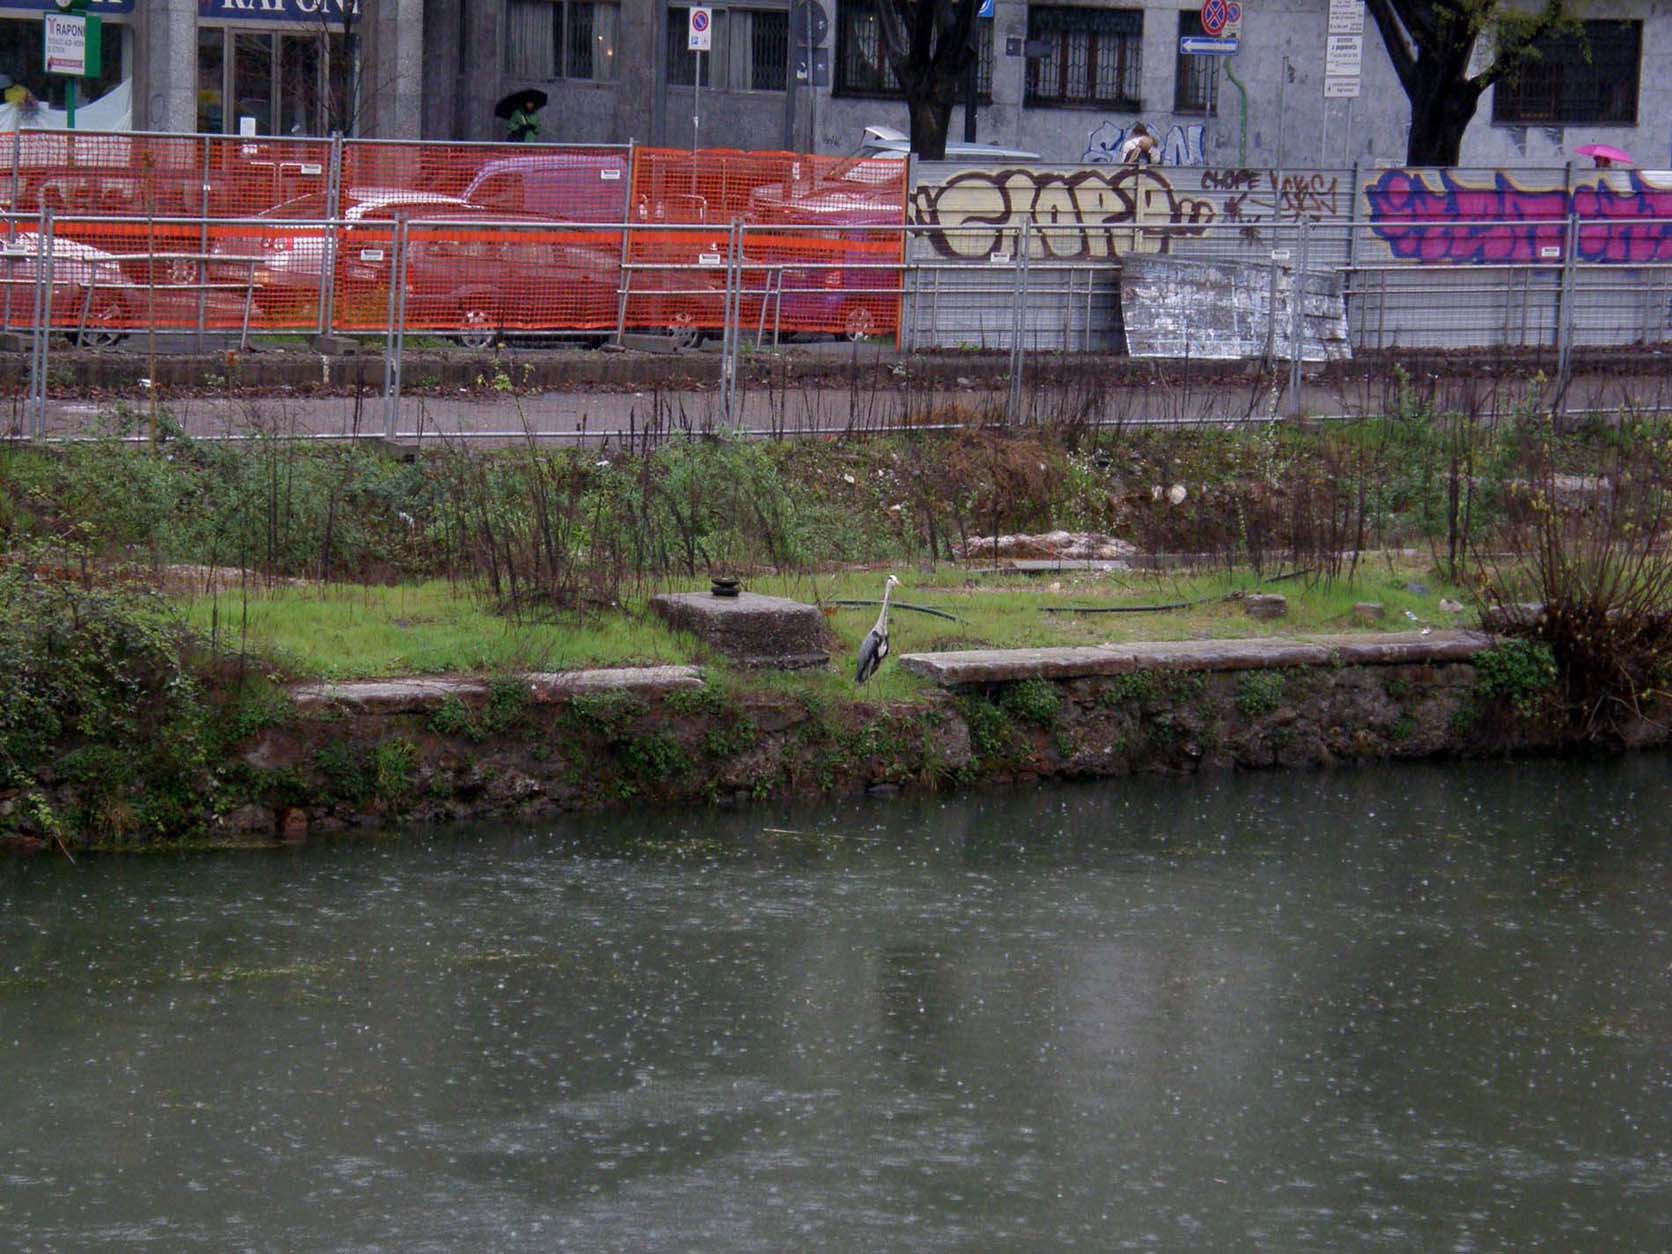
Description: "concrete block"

(1351, 602), (1385, 624)
(651, 591), (833, 670)
(899, 632), (1492, 689)
(1244, 594), (1288, 619)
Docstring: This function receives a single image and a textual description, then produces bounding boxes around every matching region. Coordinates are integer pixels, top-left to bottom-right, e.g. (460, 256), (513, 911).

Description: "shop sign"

(0, 1), (132, 13)
(197, 0), (360, 23)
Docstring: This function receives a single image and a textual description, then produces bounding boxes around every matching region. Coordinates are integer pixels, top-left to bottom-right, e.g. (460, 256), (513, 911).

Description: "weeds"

(1471, 412), (1672, 738)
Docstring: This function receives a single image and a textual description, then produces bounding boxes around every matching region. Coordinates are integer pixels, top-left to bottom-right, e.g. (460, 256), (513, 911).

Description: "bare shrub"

(1472, 413), (1672, 739)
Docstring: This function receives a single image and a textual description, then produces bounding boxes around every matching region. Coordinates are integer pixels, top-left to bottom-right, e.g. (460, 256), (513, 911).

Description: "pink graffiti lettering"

(1368, 169), (1672, 264)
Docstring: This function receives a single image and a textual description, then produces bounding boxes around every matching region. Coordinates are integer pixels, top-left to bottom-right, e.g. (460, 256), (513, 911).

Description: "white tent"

(0, 79), (131, 134)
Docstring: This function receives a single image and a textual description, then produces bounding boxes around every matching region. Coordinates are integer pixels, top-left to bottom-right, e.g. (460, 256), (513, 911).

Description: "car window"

(471, 174), (524, 212)
(265, 193), (329, 220)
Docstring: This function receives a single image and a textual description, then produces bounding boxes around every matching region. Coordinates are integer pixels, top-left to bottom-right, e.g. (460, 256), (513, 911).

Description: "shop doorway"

(197, 26), (353, 137)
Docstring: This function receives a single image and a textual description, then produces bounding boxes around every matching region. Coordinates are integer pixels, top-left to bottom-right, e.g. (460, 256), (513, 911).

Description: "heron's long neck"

(874, 585), (894, 634)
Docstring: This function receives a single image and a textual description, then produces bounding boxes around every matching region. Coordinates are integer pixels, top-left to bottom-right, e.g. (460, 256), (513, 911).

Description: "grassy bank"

(179, 565), (1464, 686)
(4, 388), (1670, 845)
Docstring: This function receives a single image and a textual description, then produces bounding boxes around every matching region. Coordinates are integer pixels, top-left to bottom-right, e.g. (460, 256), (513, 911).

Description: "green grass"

(178, 562), (1471, 690)
(182, 581), (692, 680)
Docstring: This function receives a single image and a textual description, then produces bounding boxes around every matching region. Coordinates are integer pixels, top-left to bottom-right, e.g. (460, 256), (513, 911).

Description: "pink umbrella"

(1575, 143), (1634, 167)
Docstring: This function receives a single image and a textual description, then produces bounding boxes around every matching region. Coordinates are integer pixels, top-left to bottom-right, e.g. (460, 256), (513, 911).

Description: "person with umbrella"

(1575, 143), (1634, 169)
(497, 90), (548, 143)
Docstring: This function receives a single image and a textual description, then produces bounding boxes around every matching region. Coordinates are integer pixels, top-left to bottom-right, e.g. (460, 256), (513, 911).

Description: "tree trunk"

(1403, 57), (1483, 166)
(909, 95), (952, 161)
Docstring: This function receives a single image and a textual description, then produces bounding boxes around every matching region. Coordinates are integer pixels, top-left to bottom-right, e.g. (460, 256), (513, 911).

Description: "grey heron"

(854, 574), (901, 684)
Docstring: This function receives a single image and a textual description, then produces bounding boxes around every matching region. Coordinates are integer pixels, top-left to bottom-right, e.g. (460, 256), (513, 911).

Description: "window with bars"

(668, 5), (718, 87)
(1492, 20), (1640, 125)
(746, 9), (789, 91)
(504, 1), (620, 82)
(834, 2), (995, 100)
(1024, 6), (1142, 110)
(1173, 10), (1217, 114)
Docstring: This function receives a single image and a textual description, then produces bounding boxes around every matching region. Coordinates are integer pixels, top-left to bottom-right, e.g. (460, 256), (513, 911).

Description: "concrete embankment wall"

(211, 632), (1668, 842)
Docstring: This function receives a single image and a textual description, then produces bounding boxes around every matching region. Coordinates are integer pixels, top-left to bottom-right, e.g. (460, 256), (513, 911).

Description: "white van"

(857, 125), (1040, 163)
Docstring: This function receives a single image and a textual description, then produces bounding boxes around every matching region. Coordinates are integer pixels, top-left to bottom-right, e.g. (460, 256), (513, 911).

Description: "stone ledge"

(291, 678), (490, 714)
(899, 631), (1493, 688)
(525, 666), (705, 699)
(293, 666), (704, 714)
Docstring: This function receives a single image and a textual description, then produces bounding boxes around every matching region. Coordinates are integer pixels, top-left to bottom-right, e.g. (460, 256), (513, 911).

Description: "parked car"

(0, 231), (134, 347)
(460, 153), (631, 222)
(855, 124), (1041, 163)
(211, 186), (721, 346)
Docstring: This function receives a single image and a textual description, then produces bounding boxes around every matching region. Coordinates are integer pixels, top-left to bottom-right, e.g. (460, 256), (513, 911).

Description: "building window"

(504, 1), (619, 83)
(1173, 11), (1217, 114)
(197, 25), (351, 136)
(668, 6), (719, 87)
(1025, 6), (1142, 110)
(835, 1), (994, 101)
(1493, 20), (1640, 125)
(743, 9), (789, 92)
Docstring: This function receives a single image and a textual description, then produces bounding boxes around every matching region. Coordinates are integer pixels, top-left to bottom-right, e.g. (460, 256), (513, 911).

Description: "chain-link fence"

(6, 128), (1672, 437)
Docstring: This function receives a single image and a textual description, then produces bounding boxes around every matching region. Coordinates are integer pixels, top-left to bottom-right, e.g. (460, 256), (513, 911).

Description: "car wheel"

(841, 304), (879, 343)
(160, 256), (198, 286)
(665, 311), (703, 351)
(454, 305), (500, 350)
(70, 300), (127, 349)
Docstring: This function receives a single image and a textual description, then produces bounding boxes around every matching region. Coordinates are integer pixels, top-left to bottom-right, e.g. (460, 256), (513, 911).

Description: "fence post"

(2, 128), (20, 334)
(1343, 160), (1360, 353)
(321, 133), (345, 338)
(1263, 241), (1282, 365)
(382, 213), (407, 440)
(30, 206), (53, 439)
(1555, 209), (1578, 416)
(1007, 220), (1029, 423)
(721, 218), (741, 427)
(1287, 217), (1310, 417)
(900, 223), (915, 354)
(6, 126), (19, 246)
(196, 135), (212, 348)
(613, 139), (635, 346)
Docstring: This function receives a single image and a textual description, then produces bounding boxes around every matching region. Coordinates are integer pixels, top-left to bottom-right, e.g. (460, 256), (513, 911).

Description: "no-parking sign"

(1200, 0), (1243, 38)
(688, 7), (712, 51)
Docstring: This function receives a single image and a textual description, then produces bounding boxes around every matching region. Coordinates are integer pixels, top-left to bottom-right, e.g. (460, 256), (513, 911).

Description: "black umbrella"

(494, 89), (548, 120)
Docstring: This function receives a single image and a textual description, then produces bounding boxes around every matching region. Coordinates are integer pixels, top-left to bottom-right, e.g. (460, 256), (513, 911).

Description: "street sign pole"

(688, 7), (713, 151)
(965, 0), (994, 144)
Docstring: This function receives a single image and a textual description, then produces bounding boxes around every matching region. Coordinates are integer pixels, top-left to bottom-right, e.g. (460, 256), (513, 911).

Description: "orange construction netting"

(0, 131), (908, 342)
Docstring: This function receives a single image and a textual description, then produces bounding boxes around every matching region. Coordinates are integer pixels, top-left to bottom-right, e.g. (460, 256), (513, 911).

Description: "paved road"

(16, 363), (1670, 442)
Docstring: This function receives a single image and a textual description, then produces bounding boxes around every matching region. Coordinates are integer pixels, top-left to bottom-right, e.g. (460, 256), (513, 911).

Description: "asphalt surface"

(8, 341), (1669, 442)
(26, 367), (1672, 441)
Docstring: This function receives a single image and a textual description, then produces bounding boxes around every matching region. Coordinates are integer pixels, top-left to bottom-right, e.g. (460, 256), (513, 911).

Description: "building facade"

(0, 0), (422, 137)
(421, 0), (1672, 169)
(0, 0), (1666, 170)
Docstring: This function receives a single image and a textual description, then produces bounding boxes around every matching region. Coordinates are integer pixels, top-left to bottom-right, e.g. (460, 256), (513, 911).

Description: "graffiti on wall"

(1200, 168), (1341, 227)
(911, 166), (1216, 261)
(1081, 121), (1206, 167)
(1365, 169), (1672, 264)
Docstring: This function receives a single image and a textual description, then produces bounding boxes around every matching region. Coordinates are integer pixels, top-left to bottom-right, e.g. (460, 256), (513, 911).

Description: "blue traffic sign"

(1179, 35), (1239, 55)
(978, 0), (994, 16)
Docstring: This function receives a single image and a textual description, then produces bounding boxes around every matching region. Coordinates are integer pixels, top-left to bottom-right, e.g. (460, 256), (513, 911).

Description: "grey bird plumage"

(854, 574), (901, 684)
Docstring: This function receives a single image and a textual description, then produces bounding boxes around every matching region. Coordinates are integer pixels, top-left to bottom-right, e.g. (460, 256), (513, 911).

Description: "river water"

(3, 757), (1668, 1250)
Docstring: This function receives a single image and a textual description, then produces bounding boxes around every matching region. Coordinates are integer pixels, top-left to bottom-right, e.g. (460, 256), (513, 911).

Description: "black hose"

(827, 599), (962, 622)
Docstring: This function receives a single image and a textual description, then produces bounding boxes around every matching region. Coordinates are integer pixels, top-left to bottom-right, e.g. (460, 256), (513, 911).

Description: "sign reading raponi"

(197, 0), (361, 21)
(44, 12), (88, 76)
